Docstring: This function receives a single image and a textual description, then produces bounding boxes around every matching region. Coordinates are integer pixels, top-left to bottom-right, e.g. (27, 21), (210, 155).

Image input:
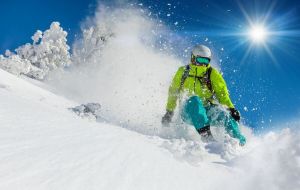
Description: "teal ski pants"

(181, 96), (246, 145)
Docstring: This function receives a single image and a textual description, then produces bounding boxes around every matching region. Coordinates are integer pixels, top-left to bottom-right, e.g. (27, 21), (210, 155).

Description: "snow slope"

(1, 64), (300, 190)
(0, 4), (300, 190)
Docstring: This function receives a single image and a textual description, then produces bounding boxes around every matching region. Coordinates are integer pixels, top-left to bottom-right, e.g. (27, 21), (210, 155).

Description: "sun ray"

(262, 0), (277, 25)
(236, 0), (254, 26)
(262, 42), (279, 67)
(240, 43), (254, 65)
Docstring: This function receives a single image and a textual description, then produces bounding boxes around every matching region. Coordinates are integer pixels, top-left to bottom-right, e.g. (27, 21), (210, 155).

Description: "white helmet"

(191, 45), (212, 60)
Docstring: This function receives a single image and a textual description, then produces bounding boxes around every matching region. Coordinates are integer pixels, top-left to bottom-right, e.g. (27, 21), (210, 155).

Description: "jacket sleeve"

(210, 68), (235, 108)
(166, 67), (185, 112)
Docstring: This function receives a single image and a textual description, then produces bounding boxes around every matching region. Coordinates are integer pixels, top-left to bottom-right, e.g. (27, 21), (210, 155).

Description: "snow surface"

(1, 60), (300, 190)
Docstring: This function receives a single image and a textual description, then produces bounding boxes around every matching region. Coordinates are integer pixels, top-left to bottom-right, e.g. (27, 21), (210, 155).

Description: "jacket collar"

(188, 63), (211, 76)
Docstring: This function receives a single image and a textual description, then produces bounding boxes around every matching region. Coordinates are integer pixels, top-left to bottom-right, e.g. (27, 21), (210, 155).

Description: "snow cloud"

(47, 5), (181, 133)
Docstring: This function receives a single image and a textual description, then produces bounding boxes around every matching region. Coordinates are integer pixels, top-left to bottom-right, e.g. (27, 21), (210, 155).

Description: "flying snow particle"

(174, 22), (178, 25)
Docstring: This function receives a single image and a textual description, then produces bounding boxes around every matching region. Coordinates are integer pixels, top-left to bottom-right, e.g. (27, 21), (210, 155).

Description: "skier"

(162, 45), (246, 146)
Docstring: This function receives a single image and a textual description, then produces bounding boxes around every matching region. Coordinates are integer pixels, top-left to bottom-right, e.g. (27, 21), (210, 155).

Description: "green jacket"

(166, 64), (235, 112)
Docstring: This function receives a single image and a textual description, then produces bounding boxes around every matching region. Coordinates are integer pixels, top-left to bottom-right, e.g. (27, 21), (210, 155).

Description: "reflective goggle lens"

(195, 57), (210, 64)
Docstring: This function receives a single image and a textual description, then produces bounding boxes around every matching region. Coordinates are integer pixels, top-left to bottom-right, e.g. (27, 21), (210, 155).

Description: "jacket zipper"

(194, 67), (197, 93)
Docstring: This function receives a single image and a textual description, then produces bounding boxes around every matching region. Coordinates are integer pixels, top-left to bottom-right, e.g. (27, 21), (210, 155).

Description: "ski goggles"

(195, 57), (210, 65)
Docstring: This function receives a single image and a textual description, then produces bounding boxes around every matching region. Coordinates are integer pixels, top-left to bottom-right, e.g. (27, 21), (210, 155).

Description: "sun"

(249, 25), (268, 43)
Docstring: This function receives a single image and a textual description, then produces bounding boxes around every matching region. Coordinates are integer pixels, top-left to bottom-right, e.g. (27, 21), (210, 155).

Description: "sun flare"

(249, 25), (268, 43)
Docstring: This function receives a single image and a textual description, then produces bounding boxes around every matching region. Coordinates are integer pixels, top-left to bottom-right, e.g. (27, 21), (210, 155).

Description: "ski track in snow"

(1, 65), (300, 190)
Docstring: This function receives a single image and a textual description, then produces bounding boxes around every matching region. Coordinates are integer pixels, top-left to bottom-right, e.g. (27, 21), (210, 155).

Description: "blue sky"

(1, 0), (300, 131)
(0, 0), (97, 52)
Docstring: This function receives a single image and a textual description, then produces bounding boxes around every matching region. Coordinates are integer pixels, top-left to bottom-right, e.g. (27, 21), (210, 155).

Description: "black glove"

(197, 125), (214, 142)
(229, 108), (240, 122)
(161, 111), (174, 125)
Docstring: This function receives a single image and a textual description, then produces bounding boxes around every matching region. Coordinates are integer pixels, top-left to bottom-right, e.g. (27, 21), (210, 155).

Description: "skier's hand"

(229, 108), (240, 122)
(161, 111), (174, 126)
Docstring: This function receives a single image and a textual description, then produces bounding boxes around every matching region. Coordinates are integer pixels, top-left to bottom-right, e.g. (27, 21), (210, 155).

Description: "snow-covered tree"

(0, 54), (31, 76)
(72, 24), (114, 65)
(16, 22), (71, 74)
(0, 22), (71, 80)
